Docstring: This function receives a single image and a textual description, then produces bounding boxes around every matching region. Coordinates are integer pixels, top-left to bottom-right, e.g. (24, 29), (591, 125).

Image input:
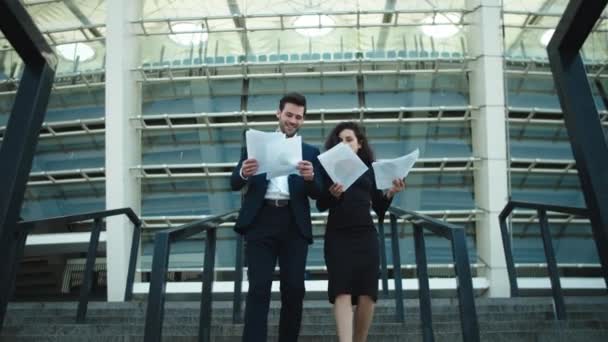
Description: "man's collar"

(276, 127), (299, 138)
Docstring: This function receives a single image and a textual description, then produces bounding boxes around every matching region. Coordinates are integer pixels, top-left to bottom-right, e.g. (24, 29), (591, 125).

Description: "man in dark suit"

(231, 92), (322, 342)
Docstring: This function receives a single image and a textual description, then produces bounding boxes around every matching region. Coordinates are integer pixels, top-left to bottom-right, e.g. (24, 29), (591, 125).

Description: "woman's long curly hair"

(324, 121), (375, 166)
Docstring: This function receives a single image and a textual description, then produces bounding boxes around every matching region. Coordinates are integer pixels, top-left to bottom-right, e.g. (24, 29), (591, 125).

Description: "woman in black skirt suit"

(317, 122), (405, 342)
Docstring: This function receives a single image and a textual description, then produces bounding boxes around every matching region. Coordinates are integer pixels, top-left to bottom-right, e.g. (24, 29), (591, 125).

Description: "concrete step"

(2, 297), (607, 342)
(4, 310), (608, 326)
(5, 330), (607, 342)
(1, 325), (608, 342)
(5, 296), (608, 316)
(2, 321), (608, 336)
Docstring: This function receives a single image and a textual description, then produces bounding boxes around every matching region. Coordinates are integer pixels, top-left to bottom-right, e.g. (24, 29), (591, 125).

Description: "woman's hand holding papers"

(297, 160), (315, 181)
(385, 179), (406, 199)
(329, 183), (345, 199)
(241, 158), (259, 178)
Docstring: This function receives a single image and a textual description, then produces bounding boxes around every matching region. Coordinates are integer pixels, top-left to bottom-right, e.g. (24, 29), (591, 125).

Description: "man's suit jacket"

(230, 141), (323, 243)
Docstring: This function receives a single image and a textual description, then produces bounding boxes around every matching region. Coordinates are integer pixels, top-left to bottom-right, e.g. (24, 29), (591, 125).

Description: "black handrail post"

(451, 228), (480, 342)
(499, 213), (519, 297)
(537, 209), (567, 320)
(125, 222), (142, 301)
(389, 214), (405, 323)
(0, 1), (56, 332)
(0, 228), (20, 331)
(8, 229), (28, 299)
(413, 223), (434, 342)
(199, 229), (217, 342)
(547, 0), (608, 294)
(0, 227), (28, 331)
(232, 235), (244, 324)
(144, 232), (172, 342)
(378, 218), (389, 296)
(76, 218), (102, 323)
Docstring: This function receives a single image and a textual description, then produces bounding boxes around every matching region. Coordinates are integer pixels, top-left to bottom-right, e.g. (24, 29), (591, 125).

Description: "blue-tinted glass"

(32, 135), (104, 171)
(383, 223), (477, 264)
(143, 127), (243, 164)
(507, 75), (606, 111)
(364, 74), (469, 107)
(142, 178), (241, 216)
(21, 183), (105, 220)
(509, 124), (573, 159)
(511, 223), (600, 264)
(140, 227), (241, 269)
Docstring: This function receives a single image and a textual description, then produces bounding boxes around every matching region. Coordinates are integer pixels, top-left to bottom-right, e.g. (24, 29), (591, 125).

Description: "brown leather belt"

(264, 199), (289, 207)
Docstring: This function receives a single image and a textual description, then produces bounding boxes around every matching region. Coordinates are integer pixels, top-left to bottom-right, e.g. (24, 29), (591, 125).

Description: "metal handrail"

(498, 200), (604, 320)
(386, 206), (480, 342)
(0, 208), (141, 329)
(143, 210), (238, 342)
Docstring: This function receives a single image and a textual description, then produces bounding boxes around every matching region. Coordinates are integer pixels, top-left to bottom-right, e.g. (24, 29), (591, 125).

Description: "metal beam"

(506, 0), (557, 55)
(64, 0), (105, 45)
(0, 0), (56, 330)
(547, 0), (608, 289)
(226, 0), (252, 55)
(376, 0), (397, 51)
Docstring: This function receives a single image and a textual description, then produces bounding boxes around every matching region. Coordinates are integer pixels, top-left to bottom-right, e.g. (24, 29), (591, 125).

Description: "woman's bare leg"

(353, 295), (375, 342)
(334, 294), (354, 342)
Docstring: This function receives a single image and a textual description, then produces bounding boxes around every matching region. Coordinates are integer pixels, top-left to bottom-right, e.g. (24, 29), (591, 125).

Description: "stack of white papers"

(317, 143), (369, 191)
(372, 149), (419, 190)
(266, 135), (302, 179)
(245, 129), (302, 179)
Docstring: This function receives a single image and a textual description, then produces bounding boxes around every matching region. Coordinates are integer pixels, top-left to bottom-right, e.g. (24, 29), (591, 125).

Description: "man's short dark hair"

(279, 92), (307, 115)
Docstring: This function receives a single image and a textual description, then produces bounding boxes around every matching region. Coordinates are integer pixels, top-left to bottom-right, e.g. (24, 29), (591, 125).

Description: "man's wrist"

(239, 167), (249, 180)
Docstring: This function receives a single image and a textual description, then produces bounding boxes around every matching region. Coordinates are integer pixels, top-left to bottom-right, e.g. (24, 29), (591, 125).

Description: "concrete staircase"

(1, 297), (607, 341)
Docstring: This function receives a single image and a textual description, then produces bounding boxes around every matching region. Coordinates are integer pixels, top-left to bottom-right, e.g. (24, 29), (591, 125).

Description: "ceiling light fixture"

(169, 22), (208, 46)
(293, 15), (335, 37)
(56, 42), (95, 62)
(420, 13), (460, 39)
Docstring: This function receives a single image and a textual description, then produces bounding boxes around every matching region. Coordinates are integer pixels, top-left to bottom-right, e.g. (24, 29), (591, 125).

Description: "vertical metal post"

(8, 228), (29, 299)
(144, 232), (172, 342)
(499, 214), (519, 296)
(389, 214), (404, 323)
(0, 62), (55, 332)
(413, 224), (434, 342)
(0, 225), (29, 331)
(451, 228), (480, 342)
(199, 229), (217, 342)
(0, 228), (19, 331)
(378, 220), (389, 296)
(76, 218), (102, 323)
(232, 235), (244, 323)
(538, 209), (567, 320)
(547, 0), (608, 292)
(125, 223), (141, 301)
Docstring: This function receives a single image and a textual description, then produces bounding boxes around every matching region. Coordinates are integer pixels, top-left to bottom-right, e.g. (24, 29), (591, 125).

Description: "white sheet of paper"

(266, 135), (302, 179)
(372, 148), (419, 190)
(317, 143), (369, 191)
(246, 129), (285, 175)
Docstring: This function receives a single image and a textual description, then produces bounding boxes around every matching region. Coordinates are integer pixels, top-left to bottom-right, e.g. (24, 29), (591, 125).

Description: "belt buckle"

(269, 199), (287, 207)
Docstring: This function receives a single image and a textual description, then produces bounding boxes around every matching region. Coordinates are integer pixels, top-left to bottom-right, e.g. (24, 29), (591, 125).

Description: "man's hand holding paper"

(245, 129), (304, 179)
(266, 135), (303, 179)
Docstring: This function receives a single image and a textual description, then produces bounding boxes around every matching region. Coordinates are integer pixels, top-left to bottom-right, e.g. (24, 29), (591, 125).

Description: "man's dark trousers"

(242, 204), (308, 342)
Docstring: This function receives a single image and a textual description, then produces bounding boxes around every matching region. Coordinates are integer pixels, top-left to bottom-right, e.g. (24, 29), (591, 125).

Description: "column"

(105, 0), (142, 301)
(465, 0), (510, 297)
